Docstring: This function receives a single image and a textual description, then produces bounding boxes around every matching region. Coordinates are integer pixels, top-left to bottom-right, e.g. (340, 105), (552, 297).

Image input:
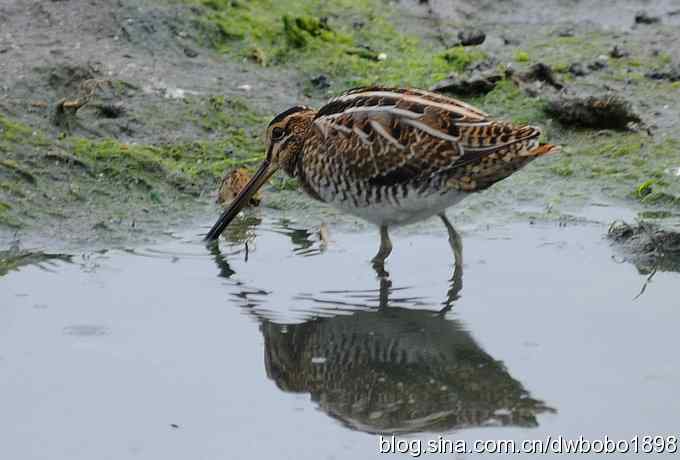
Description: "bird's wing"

(311, 87), (552, 191)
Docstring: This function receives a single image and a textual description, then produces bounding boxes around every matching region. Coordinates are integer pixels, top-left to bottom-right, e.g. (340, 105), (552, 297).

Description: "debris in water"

(608, 221), (680, 276)
(217, 168), (262, 207)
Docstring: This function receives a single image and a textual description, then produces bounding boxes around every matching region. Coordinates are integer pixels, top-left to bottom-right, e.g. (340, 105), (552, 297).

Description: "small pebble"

(310, 74), (330, 89)
(183, 47), (198, 58)
(457, 28), (486, 46)
(501, 35), (520, 46)
(635, 11), (660, 24)
(588, 56), (608, 71)
(568, 62), (589, 77)
(609, 45), (629, 58)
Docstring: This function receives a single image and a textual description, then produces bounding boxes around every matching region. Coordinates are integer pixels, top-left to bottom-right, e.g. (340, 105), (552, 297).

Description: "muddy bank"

(1, 0), (680, 249)
(608, 220), (680, 274)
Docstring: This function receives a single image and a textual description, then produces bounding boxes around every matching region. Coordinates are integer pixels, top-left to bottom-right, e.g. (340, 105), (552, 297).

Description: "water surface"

(1, 215), (678, 459)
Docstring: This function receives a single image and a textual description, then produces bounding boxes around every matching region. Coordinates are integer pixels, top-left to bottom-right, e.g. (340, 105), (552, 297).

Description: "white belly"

(328, 188), (467, 227)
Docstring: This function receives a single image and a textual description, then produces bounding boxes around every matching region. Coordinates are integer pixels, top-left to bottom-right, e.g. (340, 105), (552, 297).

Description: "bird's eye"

(271, 127), (285, 141)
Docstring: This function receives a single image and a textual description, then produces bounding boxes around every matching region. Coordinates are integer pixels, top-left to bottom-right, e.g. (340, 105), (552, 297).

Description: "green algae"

(440, 47), (488, 72)
(1, 115), (50, 148)
(67, 136), (260, 193)
(193, 0), (485, 88)
(545, 133), (680, 207)
(186, 95), (266, 137)
(514, 50), (530, 63)
(471, 79), (546, 125)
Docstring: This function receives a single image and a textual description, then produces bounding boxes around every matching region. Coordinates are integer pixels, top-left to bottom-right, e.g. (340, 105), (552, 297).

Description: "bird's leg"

(371, 225), (393, 278)
(438, 213), (463, 314)
(318, 222), (330, 251)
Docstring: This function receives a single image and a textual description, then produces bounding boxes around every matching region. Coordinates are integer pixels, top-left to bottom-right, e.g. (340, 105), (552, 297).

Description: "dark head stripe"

(269, 105), (311, 126)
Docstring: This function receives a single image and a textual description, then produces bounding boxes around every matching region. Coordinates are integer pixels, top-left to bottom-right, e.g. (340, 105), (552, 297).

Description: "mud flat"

(1, 0), (679, 249)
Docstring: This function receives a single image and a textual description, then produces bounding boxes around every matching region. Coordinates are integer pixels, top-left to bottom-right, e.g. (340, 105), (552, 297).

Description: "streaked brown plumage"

(205, 86), (559, 270)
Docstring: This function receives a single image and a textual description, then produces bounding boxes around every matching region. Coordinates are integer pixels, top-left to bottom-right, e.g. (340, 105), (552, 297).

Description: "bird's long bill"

(204, 161), (277, 241)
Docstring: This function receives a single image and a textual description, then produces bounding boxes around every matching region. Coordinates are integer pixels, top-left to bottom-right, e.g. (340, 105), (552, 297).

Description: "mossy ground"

(0, 95), (267, 241)
(2, 0), (679, 245)
(190, 0), (679, 212)
(193, 0), (487, 89)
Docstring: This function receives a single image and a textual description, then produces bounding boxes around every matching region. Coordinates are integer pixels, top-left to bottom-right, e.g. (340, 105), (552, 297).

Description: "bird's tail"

(527, 143), (560, 157)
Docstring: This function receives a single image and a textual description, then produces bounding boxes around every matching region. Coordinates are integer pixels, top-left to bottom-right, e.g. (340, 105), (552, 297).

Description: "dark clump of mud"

(517, 62), (564, 90)
(634, 10), (661, 25)
(456, 28), (486, 46)
(608, 221), (680, 274)
(430, 71), (502, 96)
(545, 95), (641, 130)
(645, 64), (680, 82)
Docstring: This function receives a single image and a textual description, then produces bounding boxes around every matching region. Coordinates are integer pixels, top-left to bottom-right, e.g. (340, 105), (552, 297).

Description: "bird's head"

(265, 105), (315, 175)
(205, 105), (315, 241)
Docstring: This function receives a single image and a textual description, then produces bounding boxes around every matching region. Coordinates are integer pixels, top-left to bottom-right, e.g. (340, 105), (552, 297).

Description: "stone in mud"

(645, 64), (680, 82)
(310, 74), (330, 89)
(545, 95), (641, 130)
(457, 28), (486, 47)
(555, 27), (575, 37)
(587, 56), (608, 71)
(634, 11), (660, 25)
(520, 63), (563, 90)
(501, 35), (520, 46)
(183, 47), (198, 58)
(430, 71), (502, 96)
(608, 221), (680, 275)
(609, 45), (629, 59)
(568, 62), (589, 77)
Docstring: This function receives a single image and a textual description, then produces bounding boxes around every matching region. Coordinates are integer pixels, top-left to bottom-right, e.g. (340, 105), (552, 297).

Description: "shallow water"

(1, 214), (679, 459)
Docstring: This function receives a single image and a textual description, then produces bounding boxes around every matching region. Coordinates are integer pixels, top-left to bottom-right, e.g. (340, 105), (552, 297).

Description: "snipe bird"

(205, 87), (559, 270)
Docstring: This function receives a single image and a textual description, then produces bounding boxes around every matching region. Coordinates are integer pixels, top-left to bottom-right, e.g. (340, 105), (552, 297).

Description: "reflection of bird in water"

(205, 87), (559, 278)
(217, 170), (328, 255)
(208, 223), (553, 434)
(214, 215), (324, 260)
(261, 307), (555, 434)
